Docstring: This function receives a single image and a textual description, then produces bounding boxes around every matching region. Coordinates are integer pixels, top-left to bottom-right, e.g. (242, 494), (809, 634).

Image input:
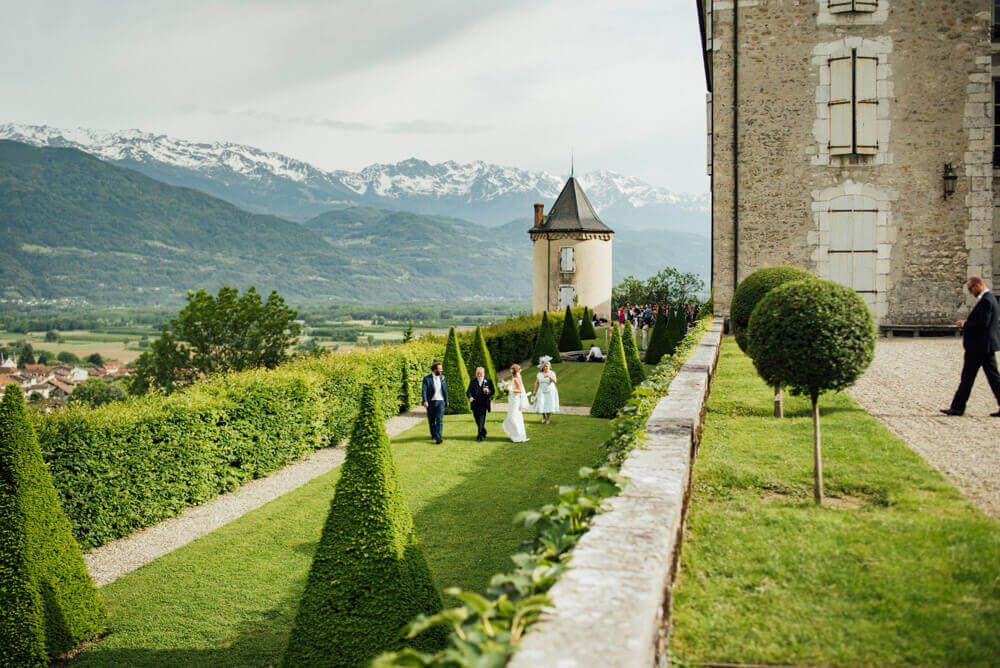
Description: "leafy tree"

(578, 306), (597, 340)
(466, 325), (499, 395)
(18, 344), (35, 367)
(747, 279), (875, 504)
(35, 350), (56, 365)
(56, 351), (81, 365)
(44, 330), (60, 343)
(621, 322), (645, 387)
(590, 324), (633, 418)
(731, 266), (815, 416)
(403, 322), (414, 343)
(0, 386), (106, 665)
(644, 309), (672, 365)
(282, 384), (445, 667)
(558, 306), (583, 351)
(532, 312), (561, 365)
(130, 286), (300, 394)
(611, 276), (647, 309)
(69, 378), (127, 408)
(645, 267), (705, 306)
(442, 327), (471, 415)
(86, 353), (104, 366)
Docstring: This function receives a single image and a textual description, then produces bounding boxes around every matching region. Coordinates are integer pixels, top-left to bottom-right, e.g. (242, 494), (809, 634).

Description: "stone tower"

(530, 177), (614, 319)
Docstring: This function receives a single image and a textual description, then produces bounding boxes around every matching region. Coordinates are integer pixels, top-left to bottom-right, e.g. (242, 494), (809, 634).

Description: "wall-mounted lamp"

(943, 162), (958, 199)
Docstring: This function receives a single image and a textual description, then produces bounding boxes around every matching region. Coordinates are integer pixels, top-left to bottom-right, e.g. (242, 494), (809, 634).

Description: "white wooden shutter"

(558, 285), (575, 310)
(829, 0), (876, 12)
(828, 197), (877, 296)
(559, 247), (575, 272)
(853, 0), (878, 12)
(854, 54), (878, 155)
(706, 93), (713, 176)
(828, 54), (853, 155)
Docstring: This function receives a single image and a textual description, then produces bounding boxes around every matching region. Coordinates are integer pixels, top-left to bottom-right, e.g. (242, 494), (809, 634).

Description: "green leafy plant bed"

(669, 339), (1000, 666)
(376, 318), (711, 666)
(70, 413), (611, 667)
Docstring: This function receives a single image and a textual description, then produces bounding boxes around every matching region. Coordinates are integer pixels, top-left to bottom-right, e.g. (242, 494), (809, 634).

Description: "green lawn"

(73, 412), (611, 667)
(670, 339), (1000, 666)
(520, 360), (656, 407)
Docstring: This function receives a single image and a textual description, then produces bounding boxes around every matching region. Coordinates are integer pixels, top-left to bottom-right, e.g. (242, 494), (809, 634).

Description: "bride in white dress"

(502, 364), (529, 443)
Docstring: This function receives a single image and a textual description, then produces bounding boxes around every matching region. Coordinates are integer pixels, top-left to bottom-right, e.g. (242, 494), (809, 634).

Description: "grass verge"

(519, 361), (656, 407)
(73, 413), (610, 667)
(670, 338), (1000, 666)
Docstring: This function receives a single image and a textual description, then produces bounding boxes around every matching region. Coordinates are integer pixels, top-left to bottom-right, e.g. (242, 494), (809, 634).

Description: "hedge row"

(34, 309), (586, 550)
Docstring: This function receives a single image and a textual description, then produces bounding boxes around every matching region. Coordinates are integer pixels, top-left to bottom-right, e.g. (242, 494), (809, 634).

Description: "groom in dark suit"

(942, 276), (1000, 416)
(466, 367), (494, 441)
(422, 361), (448, 443)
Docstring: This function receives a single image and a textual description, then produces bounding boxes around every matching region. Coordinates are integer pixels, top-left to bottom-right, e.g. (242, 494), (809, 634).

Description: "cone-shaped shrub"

(399, 355), (416, 412)
(558, 306), (583, 352)
(466, 325), (499, 393)
(643, 308), (672, 365)
(283, 384), (446, 667)
(442, 327), (471, 415)
(579, 306), (597, 340)
(667, 309), (686, 354)
(621, 322), (645, 387)
(591, 324), (633, 418)
(532, 312), (561, 365)
(0, 386), (106, 666)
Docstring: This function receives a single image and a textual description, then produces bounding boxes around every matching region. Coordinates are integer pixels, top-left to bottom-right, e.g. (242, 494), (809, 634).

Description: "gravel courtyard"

(848, 336), (1000, 520)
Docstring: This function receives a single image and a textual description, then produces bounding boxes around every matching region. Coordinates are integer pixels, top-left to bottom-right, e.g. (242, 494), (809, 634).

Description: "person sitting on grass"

(586, 344), (604, 362)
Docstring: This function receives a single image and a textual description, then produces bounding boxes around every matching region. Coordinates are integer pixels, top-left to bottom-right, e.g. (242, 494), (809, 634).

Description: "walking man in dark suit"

(422, 361), (449, 443)
(942, 276), (1000, 416)
(466, 366), (495, 441)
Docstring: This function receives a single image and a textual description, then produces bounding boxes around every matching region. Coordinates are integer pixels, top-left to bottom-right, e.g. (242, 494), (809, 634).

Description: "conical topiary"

(399, 354), (417, 412)
(621, 322), (645, 387)
(579, 306), (597, 340)
(558, 306), (583, 352)
(466, 325), (499, 394)
(644, 308), (671, 365)
(671, 309), (688, 350)
(0, 386), (106, 667)
(532, 312), (561, 365)
(590, 324), (634, 418)
(442, 326), (471, 415)
(283, 384), (446, 667)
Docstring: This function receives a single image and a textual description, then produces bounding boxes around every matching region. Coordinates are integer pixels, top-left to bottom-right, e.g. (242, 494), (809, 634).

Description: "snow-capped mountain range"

(0, 123), (709, 231)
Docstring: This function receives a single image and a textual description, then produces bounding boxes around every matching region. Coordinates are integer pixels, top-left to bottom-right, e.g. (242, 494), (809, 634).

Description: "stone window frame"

(810, 180), (898, 322)
(817, 0), (888, 25)
(811, 36), (893, 167)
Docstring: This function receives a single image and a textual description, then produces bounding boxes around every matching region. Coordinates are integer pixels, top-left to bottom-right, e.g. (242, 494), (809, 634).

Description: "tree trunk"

(812, 395), (823, 505)
(773, 386), (783, 418)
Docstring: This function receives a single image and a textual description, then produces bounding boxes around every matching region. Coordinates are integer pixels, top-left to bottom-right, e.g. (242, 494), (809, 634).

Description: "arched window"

(828, 195), (877, 308)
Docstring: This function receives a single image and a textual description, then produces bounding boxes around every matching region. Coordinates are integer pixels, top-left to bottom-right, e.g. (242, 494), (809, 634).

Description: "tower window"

(559, 247), (575, 272)
(829, 0), (877, 13)
(829, 48), (878, 156)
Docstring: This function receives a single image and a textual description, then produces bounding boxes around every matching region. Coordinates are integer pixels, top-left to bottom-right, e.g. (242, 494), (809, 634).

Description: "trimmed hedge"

(579, 307), (597, 340)
(558, 306), (583, 352)
(283, 384), (445, 667)
(731, 265), (815, 354)
(644, 308), (671, 365)
(442, 327), (471, 415)
(621, 322), (645, 387)
(0, 387), (106, 666)
(465, 325), (499, 397)
(532, 312), (562, 365)
(591, 324), (633, 418)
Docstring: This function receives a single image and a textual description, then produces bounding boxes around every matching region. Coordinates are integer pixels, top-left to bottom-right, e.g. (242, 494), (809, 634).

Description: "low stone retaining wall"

(511, 319), (724, 668)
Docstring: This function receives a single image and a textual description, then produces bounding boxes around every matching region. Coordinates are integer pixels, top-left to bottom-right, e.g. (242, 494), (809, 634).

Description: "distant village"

(0, 355), (131, 406)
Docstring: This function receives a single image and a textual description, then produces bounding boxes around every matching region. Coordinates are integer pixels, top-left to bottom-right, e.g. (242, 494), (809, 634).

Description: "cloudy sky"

(0, 0), (707, 194)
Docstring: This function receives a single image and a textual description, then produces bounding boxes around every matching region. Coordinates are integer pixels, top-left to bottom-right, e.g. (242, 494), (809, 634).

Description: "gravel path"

(84, 408), (427, 586)
(848, 337), (1000, 520)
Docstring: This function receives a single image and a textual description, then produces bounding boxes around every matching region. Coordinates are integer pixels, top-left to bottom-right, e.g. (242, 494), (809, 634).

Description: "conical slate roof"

(532, 177), (613, 234)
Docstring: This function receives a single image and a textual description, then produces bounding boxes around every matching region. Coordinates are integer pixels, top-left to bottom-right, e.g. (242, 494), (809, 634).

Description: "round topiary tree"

(283, 384), (446, 667)
(579, 306), (597, 340)
(532, 312), (561, 365)
(558, 305), (583, 352)
(747, 279), (876, 504)
(465, 325), (499, 396)
(643, 308), (671, 365)
(621, 322), (645, 386)
(731, 266), (815, 417)
(442, 327), (471, 415)
(591, 324), (633, 418)
(0, 386), (106, 666)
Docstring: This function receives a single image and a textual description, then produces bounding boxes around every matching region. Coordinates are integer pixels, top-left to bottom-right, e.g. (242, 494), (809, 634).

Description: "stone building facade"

(697, 0), (994, 326)
(530, 177), (614, 320)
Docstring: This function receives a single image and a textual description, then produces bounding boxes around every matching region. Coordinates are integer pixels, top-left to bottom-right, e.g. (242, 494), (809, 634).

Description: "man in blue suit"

(421, 361), (449, 443)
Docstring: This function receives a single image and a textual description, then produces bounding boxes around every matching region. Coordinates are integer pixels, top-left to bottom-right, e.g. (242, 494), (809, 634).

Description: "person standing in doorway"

(422, 361), (449, 443)
(942, 276), (1000, 416)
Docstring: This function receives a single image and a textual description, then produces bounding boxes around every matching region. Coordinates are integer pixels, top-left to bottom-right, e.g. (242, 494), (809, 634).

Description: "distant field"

(0, 329), (148, 363)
